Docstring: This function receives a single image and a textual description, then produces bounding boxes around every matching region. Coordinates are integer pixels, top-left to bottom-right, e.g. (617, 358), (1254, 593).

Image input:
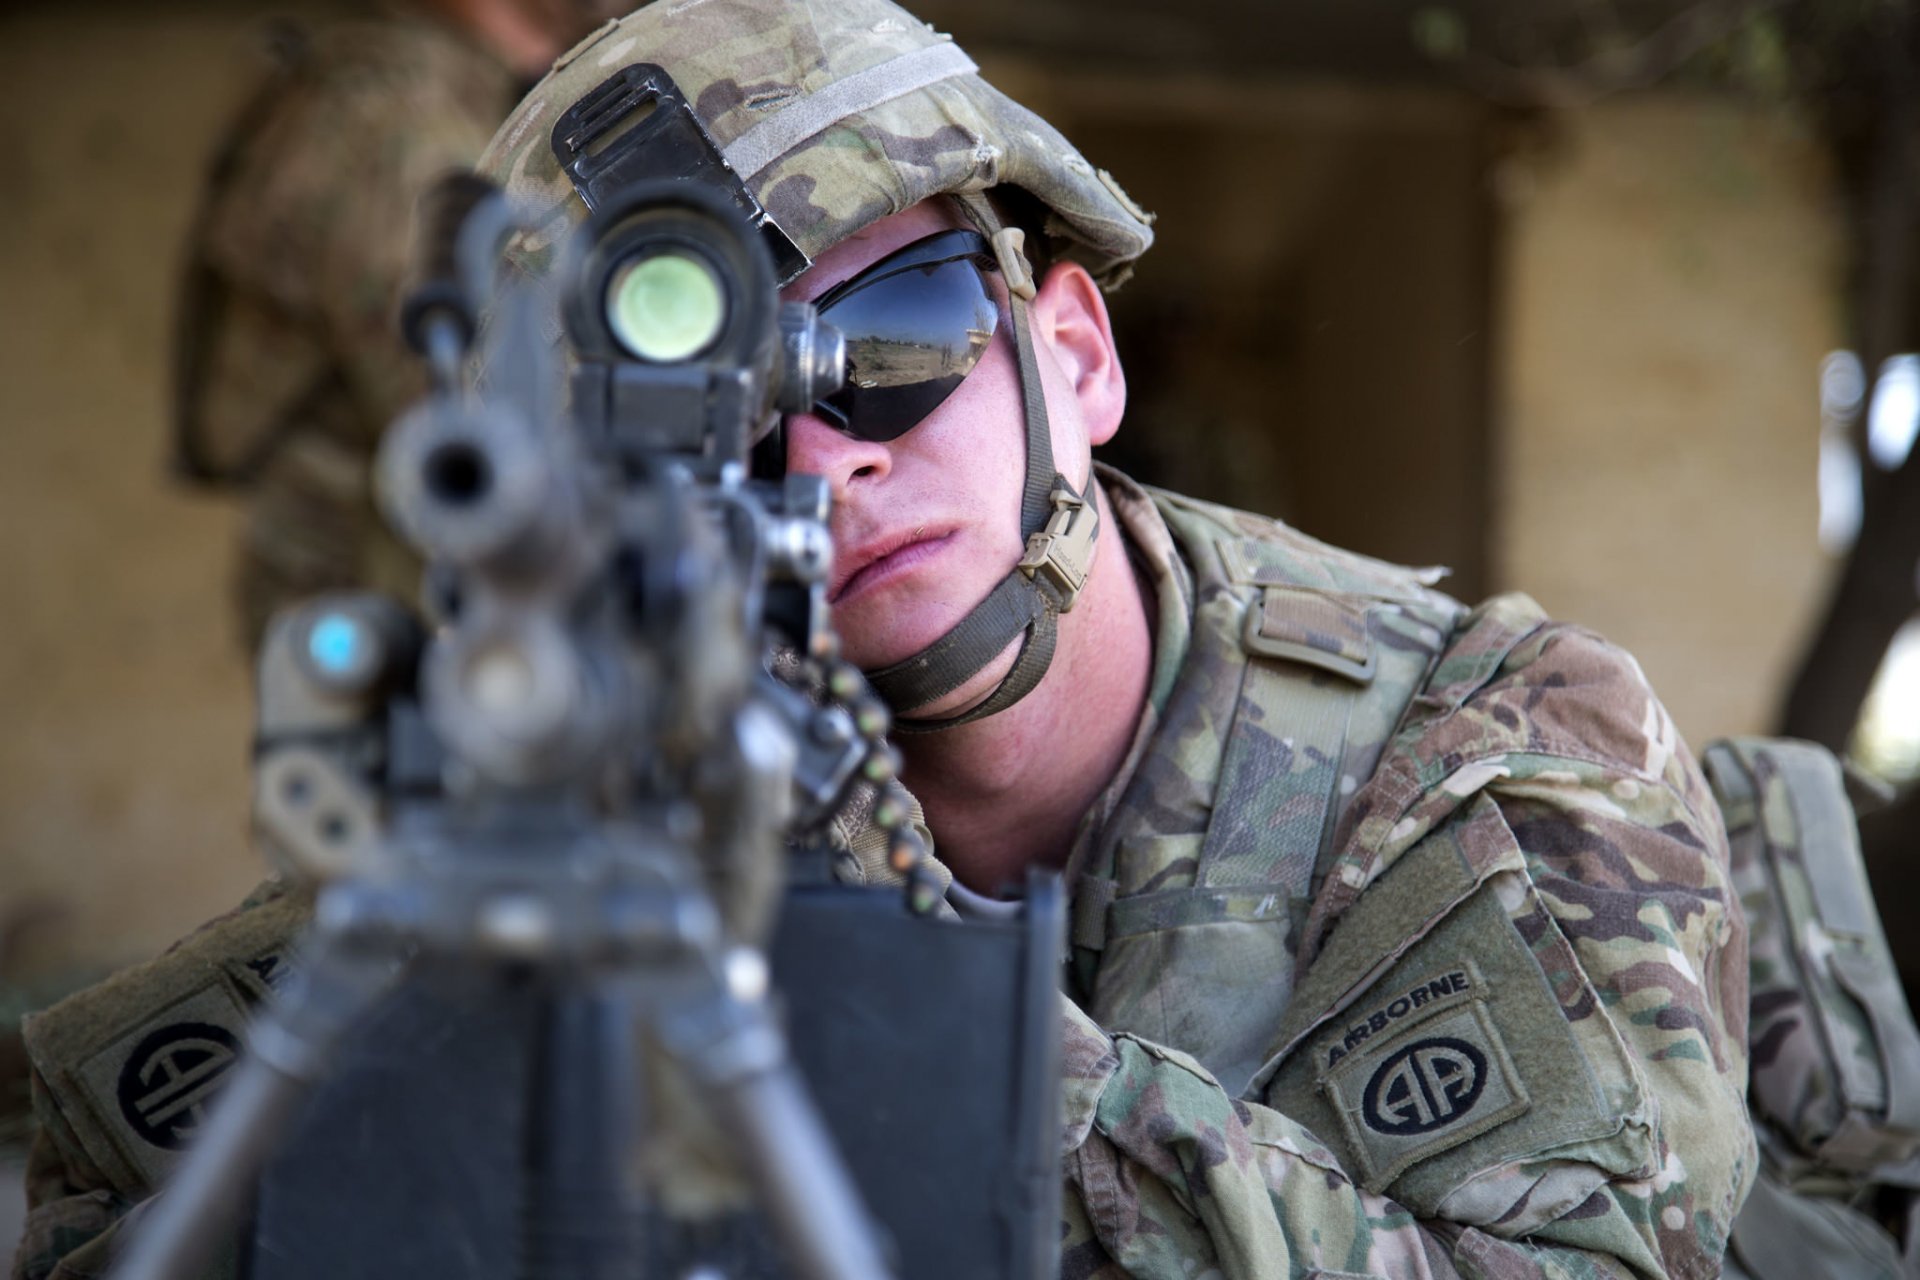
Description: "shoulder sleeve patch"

(21, 884), (309, 1196)
(75, 988), (250, 1189)
(1320, 974), (1530, 1187)
(1262, 836), (1655, 1214)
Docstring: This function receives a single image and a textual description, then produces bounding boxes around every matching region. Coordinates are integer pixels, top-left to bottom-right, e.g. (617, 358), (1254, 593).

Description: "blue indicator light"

(308, 615), (363, 677)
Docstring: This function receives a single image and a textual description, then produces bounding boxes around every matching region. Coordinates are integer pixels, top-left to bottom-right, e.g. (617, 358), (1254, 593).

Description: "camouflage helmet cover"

(477, 0), (1154, 287)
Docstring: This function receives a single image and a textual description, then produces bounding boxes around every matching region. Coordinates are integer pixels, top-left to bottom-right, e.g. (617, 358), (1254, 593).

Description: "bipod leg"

(662, 986), (894, 1280)
(112, 937), (399, 1280)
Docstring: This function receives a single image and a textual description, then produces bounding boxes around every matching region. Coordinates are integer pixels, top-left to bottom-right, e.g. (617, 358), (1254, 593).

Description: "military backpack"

(1706, 738), (1920, 1280)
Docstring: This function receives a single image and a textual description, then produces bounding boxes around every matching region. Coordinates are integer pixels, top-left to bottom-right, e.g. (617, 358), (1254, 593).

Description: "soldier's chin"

(837, 618), (933, 675)
(834, 598), (970, 680)
(832, 621), (1026, 725)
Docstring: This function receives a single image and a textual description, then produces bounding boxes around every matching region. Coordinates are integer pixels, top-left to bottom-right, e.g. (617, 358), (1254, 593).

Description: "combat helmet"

(477, 0), (1155, 729)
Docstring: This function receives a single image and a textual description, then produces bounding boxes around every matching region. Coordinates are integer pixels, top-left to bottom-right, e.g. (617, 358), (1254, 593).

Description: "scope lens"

(606, 251), (726, 362)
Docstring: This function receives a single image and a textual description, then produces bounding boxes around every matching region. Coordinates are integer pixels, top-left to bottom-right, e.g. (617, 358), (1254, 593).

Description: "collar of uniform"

(1055, 464), (1194, 886)
(936, 465), (1188, 912)
(1095, 463), (1193, 713)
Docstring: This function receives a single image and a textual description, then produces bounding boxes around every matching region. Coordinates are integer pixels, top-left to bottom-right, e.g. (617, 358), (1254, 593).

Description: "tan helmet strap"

(721, 43), (980, 181)
(863, 192), (1099, 731)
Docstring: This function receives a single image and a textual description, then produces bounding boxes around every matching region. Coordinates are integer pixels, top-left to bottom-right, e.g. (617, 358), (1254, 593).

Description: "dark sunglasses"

(804, 228), (1002, 443)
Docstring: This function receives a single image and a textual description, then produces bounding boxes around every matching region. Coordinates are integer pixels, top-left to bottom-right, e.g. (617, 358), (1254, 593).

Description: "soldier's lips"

(831, 530), (956, 606)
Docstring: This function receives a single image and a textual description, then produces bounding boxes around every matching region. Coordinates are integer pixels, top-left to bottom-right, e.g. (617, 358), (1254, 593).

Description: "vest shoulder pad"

(1147, 485), (1455, 605)
(1146, 485), (1463, 684)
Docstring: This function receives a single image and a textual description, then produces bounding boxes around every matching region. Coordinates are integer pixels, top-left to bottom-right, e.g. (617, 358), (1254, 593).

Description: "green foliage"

(1410, 6), (1469, 63)
(1404, 0), (1896, 113)
(1730, 12), (1793, 98)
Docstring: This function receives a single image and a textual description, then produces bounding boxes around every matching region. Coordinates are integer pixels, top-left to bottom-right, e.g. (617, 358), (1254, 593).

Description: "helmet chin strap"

(861, 192), (1100, 733)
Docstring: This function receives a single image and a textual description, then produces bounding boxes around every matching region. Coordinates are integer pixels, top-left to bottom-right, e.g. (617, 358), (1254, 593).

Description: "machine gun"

(112, 69), (1061, 1280)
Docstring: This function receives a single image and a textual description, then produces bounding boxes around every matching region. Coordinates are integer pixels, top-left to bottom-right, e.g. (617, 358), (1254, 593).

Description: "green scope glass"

(605, 250), (727, 362)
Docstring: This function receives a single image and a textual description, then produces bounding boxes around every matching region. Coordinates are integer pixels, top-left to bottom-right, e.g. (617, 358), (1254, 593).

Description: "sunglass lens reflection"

(815, 257), (999, 442)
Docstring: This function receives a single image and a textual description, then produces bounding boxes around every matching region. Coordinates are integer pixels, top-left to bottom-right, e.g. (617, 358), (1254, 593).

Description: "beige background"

(0, 7), (1842, 981)
(0, 4), (311, 983)
(1498, 95), (1841, 744)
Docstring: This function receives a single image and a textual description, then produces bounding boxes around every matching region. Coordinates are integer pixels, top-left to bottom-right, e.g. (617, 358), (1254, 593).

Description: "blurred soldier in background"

(172, 0), (623, 649)
(0, 0), (628, 1265)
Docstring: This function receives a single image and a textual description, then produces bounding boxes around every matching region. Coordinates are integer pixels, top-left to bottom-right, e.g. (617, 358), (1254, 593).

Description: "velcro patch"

(1242, 586), (1377, 684)
(1323, 998), (1529, 1187)
(1261, 819), (1647, 1212)
(22, 880), (310, 1198)
(77, 985), (251, 1188)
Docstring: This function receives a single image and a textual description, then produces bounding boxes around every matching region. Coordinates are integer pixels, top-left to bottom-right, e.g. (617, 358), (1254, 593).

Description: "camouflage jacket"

(175, 13), (519, 643)
(9, 472), (1754, 1279)
(1043, 470), (1755, 1279)
(10, 884), (308, 1280)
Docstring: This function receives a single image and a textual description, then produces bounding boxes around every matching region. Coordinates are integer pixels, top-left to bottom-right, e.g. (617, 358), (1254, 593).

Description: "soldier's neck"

(899, 481), (1152, 898)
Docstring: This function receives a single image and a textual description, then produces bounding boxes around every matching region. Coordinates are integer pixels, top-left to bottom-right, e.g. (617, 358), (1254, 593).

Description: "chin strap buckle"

(1018, 482), (1098, 610)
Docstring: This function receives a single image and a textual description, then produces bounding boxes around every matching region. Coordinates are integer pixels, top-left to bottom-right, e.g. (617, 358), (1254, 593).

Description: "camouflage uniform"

(10, 469), (1754, 1280)
(14, 1), (1757, 1276)
(10, 884), (308, 1280)
(175, 12), (522, 647)
(841, 468), (1757, 1278)
(1036, 472), (1753, 1278)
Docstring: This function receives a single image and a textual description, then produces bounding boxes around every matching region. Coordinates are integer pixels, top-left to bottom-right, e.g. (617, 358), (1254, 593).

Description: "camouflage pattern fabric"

(1721, 1161), (1911, 1280)
(8, 477), (1757, 1280)
(176, 14), (521, 647)
(1705, 739), (1920, 1276)
(1038, 472), (1754, 1279)
(10, 882), (303, 1280)
(476, 0), (1155, 290)
(10, 1097), (152, 1280)
(1705, 738), (1920, 1178)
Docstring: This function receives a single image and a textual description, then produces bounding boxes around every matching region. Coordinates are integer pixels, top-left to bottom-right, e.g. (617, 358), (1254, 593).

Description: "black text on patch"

(1327, 969), (1475, 1067)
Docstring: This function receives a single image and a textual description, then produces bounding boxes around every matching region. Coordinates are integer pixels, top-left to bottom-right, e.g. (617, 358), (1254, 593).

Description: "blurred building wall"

(1000, 71), (1498, 600)
(1496, 95), (1841, 743)
(0, 3), (323, 985)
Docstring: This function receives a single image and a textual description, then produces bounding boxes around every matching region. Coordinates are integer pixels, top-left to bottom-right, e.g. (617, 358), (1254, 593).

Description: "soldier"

(474, 4), (1755, 1274)
(17, 0), (1757, 1277)
(174, 0), (623, 649)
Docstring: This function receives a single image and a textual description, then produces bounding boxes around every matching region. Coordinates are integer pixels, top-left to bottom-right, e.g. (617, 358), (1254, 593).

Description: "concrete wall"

(1495, 95), (1843, 743)
(0, 3), (329, 983)
(1008, 73), (1499, 600)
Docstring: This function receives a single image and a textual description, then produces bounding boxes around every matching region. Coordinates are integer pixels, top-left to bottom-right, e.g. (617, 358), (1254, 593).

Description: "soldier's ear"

(1031, 260), (1125, 448)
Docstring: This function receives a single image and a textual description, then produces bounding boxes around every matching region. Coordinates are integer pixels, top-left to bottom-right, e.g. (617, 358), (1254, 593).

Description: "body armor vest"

(1068, 486), (1463, 1097)
(1069, 488), (1682, 1216)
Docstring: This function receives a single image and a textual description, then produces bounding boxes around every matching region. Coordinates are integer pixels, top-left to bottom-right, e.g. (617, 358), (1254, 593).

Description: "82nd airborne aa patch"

(1320, 969), (1530, 1187)
(113, 1020), (242, 1150)
(70, 981), (257, 1189)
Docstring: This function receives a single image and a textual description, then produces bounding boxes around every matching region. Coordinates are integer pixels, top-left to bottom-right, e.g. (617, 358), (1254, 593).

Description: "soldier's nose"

(784, 412), (891, 502)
